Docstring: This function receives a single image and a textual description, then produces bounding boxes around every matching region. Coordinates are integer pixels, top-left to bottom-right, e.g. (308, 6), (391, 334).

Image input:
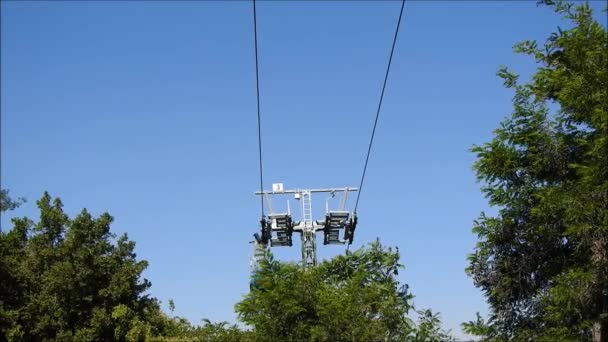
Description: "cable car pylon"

(252, 183), (358, 269)
(248, 0), (405, 274)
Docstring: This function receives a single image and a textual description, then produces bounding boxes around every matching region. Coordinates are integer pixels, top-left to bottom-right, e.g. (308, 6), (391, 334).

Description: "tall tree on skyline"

(464, 1), (607, 340)
(0, 192), (165, 341)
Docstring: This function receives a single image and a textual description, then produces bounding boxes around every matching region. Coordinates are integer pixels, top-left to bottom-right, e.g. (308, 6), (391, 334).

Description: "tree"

(0, 191), (255, 341)
(0, 192), (452, 341)
(0, 189), (25, 214)
(0, 192), (165, 341)
(236, 240), (453, 342)
(0, 189), (25, 232)
(414, 310), (455, 342)
(465, 1), (607, 340)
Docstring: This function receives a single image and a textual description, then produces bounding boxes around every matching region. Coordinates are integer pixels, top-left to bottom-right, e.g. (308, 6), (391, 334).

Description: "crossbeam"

(255, 187), (358, 195)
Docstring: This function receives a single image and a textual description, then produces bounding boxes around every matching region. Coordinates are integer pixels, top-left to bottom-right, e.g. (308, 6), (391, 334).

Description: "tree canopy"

(464, 1), (607, 341)
(0, 192), (168, 341)
(0, 189), (25, 214)
(0, 191), (254, 341)
(0, 192), (452, 341)
(236, 241), (454, 342)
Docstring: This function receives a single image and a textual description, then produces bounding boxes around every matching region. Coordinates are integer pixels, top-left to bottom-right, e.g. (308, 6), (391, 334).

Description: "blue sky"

(2, 0), (606, 338)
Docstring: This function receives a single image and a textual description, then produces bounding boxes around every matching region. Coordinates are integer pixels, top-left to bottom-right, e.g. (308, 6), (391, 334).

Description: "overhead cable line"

(354, 0), (406, 213)
(252, 0), (265, 217)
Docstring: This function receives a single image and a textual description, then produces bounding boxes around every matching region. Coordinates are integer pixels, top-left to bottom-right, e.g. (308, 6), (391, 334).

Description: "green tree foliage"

(0, 191), (452, 341)
(148, 317), (253, 342)
(0, 189), (25, 213)
(236, 241), (453, 342)
(0, 192), (174, 341)
(465, 1), (607, 340)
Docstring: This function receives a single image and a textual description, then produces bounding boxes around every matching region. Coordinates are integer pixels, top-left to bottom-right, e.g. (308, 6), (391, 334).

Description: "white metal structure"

(253, 185), (358, 268)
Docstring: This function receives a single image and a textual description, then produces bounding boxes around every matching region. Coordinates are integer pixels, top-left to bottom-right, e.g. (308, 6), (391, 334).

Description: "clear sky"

(2, 0), (606, 338)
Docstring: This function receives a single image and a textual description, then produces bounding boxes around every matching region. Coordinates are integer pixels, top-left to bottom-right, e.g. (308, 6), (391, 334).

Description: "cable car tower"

(252, 183), (358, 268)
(248, 0), (405, 272)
